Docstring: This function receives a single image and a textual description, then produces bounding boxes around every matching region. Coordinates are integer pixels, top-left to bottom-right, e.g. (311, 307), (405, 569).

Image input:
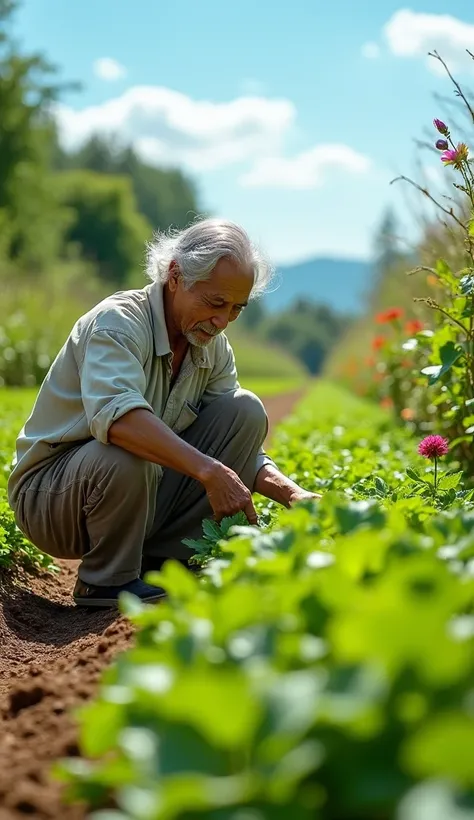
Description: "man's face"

(169, 256), (254, 347)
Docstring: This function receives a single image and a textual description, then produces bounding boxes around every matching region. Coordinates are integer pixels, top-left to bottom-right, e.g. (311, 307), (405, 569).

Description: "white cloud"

(384, 9), (474, 73)
(362, 42), (381, 59)
(240, 144), (371, 189)
(93, 57), (127, 81)
(55, 86), (295, 172)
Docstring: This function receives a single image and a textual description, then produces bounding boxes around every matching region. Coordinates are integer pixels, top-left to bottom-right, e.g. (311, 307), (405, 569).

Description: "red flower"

(405, 319), (424, 335)
(372, 335), (387, 351)
(376, 308), (404, 324)
(418, 435), (449, 459)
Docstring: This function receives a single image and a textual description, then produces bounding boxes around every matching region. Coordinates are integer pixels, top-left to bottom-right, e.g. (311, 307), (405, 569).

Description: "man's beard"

(185, 322), (222, 348)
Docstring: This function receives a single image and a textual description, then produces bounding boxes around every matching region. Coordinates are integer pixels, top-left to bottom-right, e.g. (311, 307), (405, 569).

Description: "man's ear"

(168, 260), (180, 292)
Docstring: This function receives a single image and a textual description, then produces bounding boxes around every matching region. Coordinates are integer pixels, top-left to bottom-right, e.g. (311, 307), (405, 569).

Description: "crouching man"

(7, 218), (317, 608)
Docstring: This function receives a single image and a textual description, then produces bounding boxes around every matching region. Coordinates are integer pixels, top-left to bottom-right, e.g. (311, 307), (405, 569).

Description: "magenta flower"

(417, 435), (449, 498)
(441, 143), (469, 168)
(418, 435), (449, 459)
(433, 118), (448, 135)
(441, 148), (457, 163)
(436, 139), (449, 151)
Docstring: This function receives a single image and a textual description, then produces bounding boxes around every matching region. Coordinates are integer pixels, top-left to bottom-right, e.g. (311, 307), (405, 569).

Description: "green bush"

(57, 170), (152, 286)
(0, 260), (108, 386)
(55, 383), (474, 820)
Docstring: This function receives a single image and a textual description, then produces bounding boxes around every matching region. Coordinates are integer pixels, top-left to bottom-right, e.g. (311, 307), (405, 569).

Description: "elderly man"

(7, 219), (316, 608)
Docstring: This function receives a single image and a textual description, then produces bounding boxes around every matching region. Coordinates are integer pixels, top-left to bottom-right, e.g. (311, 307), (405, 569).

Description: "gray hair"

(145, 217), (274, 299)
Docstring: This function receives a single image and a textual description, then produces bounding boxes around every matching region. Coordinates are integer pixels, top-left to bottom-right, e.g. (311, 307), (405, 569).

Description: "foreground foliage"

(0, 389), (57, 572)
(56, 383), (474, 820)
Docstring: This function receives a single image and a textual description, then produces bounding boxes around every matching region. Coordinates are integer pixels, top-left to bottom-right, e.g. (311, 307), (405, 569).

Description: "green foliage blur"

(238, 298), (347, 376)
(326, 52), (474, 483)
(0, 388), (57, 571)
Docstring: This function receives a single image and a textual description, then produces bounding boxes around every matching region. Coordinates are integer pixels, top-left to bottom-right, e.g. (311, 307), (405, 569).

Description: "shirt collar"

(145, 281), (212, 368)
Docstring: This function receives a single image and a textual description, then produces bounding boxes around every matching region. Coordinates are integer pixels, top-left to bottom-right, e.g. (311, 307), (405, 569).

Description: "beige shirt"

(7, 281), (274, 507)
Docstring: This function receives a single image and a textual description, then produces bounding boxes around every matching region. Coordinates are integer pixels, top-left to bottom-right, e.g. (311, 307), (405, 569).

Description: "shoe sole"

(73, 591), (167, 609)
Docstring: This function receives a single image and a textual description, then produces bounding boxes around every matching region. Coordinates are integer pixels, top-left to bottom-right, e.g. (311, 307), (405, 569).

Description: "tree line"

(0, 0), (346, 382)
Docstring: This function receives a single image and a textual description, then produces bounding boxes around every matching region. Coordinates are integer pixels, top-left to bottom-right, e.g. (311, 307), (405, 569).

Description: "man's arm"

(254, 463), (321, 508)
(108, 408), (259, 524)
(80, 327), (258, 523)
(202, 338), (319, 508)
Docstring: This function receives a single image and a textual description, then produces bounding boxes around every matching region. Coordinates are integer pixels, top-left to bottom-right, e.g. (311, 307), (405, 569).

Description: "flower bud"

(433, 118), (448, 135)
(435, 139), (448, 150)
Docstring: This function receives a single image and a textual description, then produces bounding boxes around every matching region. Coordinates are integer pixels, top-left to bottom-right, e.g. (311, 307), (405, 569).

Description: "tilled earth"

(0, 389), (304, 819)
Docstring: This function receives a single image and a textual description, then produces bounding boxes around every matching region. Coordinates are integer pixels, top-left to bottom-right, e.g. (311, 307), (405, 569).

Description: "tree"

(260, 299), (346, 375)
(57, 170), (152, 285)
(55, 135), (201, 232)
(239, 299), (266, 330)
(0, 0), (77, 266)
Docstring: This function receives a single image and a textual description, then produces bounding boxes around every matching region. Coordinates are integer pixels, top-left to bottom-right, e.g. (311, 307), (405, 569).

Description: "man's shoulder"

(73, 287), (152, 342)
(212, 332), (235, 360)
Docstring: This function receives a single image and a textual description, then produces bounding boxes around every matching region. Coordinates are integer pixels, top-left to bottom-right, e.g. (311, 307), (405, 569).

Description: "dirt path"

(0, 388), (305, 820)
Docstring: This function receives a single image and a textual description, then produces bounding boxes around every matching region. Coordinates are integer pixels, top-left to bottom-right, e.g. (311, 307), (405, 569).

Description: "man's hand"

(108, 409), (258, 525)
(200, 461), (259, 525)
(254, 463), (322, 509)
(288, 488), (322, 507)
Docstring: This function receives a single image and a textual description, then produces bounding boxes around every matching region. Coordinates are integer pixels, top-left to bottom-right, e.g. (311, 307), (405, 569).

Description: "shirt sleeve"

(79, 328), (154, 444)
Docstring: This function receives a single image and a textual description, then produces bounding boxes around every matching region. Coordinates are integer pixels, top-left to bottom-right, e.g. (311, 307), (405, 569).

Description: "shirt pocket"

(172, 400), (199, 435)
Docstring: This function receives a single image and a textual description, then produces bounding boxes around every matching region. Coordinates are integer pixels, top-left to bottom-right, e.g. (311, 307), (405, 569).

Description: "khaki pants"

(14, 390), (268, 586)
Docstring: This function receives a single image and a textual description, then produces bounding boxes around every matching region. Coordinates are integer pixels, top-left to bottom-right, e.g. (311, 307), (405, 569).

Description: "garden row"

(52, 382), (474, 820)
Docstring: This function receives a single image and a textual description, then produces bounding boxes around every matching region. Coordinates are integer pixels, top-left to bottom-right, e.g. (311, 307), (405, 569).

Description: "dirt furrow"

(0, 389), (304, 820)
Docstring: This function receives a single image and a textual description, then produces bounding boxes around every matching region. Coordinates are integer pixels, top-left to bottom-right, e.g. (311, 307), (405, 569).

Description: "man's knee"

(82, 439), (153, 487)
(215, 389), (268, 436)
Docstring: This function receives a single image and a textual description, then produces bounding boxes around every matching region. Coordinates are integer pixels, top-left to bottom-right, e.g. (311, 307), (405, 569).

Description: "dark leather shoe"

(73, 577), (167, 608)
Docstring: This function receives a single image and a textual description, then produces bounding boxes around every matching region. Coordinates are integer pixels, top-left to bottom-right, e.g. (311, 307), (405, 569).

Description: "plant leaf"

(421, 341), (464, 385)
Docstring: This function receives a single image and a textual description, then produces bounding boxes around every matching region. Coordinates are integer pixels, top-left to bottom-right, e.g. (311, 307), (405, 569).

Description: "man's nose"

(211, 312), (229, 330)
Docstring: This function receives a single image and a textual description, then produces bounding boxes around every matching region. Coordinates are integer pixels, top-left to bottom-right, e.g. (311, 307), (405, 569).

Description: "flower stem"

(434, 457), (438, 498)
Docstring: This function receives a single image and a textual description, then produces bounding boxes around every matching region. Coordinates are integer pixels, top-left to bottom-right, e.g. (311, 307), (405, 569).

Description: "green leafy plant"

(52, 382), (474, 820)
(182, 511), (254, 566)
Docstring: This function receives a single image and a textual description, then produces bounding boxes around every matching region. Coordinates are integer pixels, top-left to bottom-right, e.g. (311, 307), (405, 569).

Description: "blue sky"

(13, 0), (474, 264)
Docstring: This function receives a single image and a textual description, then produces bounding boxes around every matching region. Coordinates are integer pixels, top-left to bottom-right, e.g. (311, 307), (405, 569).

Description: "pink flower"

(433, 119), (448, 135)
(441, 143), (469, 168)
(418, 435), (449, 459)
(441, 149), (458, 163)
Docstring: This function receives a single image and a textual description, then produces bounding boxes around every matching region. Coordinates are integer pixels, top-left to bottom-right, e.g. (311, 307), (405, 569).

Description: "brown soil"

(0, 388), (305, 820)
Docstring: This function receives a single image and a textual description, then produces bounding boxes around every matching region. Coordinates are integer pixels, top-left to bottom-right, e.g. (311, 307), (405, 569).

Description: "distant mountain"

(263, 257), (374, 315)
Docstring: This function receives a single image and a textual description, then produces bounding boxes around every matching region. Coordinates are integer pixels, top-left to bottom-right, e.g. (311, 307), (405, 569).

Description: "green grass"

(240, 376), (306, 397)
(0, 388), (37, 490)
(229, 327), (307, 381)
